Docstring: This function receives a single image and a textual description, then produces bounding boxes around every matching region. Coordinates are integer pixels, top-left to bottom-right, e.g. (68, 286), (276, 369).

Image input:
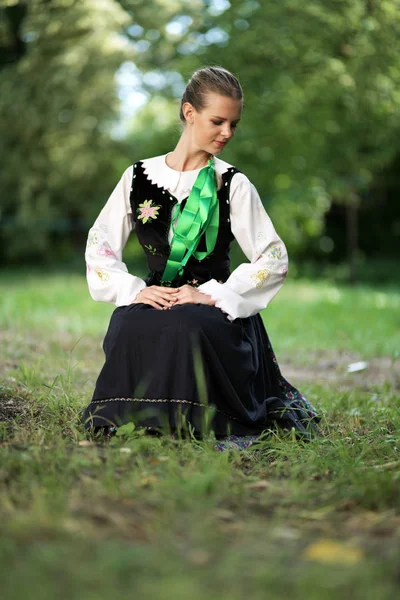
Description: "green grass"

(0, 270), (399, 600)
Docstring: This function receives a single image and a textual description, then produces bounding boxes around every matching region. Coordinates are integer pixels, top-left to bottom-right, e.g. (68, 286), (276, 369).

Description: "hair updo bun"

(179, 66), (243, 123)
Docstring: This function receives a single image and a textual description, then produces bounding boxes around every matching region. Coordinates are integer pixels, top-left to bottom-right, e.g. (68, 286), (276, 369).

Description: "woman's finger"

(133, 295), (162, 309)
(173, 296), (197, 306)
(151, 292), (177, 307)
(152, 289), (178, 301)
(146, 292), (176, 308)
(151, 286), (179, 294)
(172, 298), (188, 306)
(135, 294), (163, 308)
(146, 300), (163, 310)
(174, 293), (215, 307)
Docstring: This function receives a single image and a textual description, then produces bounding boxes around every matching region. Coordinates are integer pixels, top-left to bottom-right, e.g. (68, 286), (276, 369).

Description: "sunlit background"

(1, 0), (399, 282)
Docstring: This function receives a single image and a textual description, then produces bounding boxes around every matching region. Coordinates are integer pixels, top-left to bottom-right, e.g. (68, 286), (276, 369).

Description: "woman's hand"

(173, 284), (216, 307)
(132, 285), (179, 310)
(132, 284), (215, 310)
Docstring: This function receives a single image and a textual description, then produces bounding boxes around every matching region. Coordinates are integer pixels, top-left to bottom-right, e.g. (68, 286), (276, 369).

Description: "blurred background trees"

(1, 0), (399, 280)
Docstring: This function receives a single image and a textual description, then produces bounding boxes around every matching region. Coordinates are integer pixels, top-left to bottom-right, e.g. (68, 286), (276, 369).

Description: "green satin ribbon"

(161, 157), (219, 283)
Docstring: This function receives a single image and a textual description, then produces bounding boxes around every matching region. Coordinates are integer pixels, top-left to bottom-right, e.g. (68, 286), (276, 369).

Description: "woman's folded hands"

(132, 284), (215, 310)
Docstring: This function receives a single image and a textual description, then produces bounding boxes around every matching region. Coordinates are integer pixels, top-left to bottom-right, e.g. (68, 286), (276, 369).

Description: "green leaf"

(115, 422), (136, 437)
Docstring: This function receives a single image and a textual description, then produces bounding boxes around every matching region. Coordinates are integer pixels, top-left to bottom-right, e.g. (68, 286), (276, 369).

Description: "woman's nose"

(221, 125), (234, 139)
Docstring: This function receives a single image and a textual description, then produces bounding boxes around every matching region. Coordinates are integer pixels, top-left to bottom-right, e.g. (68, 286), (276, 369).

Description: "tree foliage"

(0, 0), (130, 261)
(1, 0), (399, 266)
(124, 0), (400, 258)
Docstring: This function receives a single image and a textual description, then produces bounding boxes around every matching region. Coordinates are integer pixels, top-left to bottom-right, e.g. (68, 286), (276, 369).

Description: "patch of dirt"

(281, 350), (400, 391)
(0, 386), (39, 422)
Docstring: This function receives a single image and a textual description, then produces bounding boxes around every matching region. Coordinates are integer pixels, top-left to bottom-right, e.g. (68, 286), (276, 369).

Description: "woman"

(82, 66), (320, 448)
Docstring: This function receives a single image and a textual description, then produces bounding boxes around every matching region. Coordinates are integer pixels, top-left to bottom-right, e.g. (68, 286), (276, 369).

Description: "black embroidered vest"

(129, 160), (241, 287)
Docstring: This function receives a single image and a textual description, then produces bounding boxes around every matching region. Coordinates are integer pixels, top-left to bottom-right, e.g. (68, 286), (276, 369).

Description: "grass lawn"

(0, 270), (399, 600)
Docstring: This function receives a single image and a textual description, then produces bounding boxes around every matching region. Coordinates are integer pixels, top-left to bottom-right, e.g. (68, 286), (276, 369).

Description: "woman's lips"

(215, 141), (226, 147)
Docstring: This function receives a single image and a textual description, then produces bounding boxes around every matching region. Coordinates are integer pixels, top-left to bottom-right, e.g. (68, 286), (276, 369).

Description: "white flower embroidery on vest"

(250, 268), (272, 289)
(137, 199), (161, 224)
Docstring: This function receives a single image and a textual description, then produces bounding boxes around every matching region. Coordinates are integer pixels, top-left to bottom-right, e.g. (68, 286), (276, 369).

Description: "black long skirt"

(81, 303), (320, 439)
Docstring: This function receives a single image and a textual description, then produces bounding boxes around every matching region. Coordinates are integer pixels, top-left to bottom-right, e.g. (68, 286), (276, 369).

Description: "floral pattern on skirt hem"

(99, 425), (263, 452)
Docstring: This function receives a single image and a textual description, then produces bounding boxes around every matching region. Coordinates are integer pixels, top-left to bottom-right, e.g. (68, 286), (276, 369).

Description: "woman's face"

(184, 92), (242, 155)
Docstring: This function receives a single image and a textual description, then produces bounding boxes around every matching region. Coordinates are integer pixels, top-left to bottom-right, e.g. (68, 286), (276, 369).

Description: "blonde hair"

(179, 66), (243, 123)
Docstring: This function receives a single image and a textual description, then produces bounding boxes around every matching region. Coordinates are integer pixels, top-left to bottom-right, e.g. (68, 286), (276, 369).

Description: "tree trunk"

(345, 200), (358, 285)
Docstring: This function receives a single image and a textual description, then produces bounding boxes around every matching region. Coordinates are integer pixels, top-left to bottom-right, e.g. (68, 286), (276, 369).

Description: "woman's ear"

(182, 101), (194, 124)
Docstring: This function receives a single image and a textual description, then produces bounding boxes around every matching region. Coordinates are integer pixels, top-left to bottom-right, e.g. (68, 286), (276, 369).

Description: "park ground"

(0, 270), (399, 600)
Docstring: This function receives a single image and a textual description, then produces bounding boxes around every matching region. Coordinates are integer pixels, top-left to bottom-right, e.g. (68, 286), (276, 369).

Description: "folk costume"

(81, 153), (320, 443)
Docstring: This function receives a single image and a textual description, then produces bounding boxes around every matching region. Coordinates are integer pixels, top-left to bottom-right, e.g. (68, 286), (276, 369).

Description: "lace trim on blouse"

(141, 154), (231, 196)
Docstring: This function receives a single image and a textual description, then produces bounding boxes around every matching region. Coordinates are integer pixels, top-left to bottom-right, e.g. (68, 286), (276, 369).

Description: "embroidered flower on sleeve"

(250, 268), (272, 289)
(94, 266), (110, 284)
(267, 245), (282, 259)
(137, 199), (161, 224)
(96, 242), (116, 258)
(87, 231), (99, 247)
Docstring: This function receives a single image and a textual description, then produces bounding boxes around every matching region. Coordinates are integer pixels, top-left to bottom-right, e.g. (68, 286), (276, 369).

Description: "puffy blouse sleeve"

(85, 165), (146, 306)
(197, 173), (288, 321)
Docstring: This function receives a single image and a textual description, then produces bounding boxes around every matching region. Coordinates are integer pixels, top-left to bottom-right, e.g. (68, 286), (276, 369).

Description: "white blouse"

(85, 153), (288, 321)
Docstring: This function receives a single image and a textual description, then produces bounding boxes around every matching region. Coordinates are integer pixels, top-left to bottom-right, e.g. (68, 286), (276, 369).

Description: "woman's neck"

(166, 138), (213, 172)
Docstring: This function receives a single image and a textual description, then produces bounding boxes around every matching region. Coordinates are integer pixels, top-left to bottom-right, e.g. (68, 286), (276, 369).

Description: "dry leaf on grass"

(188, 550), (210, 566)
(213, 509), (235, 521)
(303, 539), (363, 565)
(140, 476), (158, 487)
(247, 480), (270, 490)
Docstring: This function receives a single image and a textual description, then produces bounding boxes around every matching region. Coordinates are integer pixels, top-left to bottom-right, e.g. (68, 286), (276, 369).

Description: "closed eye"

(212, 120), (239, 128)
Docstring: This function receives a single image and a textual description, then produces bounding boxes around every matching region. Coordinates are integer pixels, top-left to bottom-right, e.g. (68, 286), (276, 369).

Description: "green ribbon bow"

(161, 157), (219, 284)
